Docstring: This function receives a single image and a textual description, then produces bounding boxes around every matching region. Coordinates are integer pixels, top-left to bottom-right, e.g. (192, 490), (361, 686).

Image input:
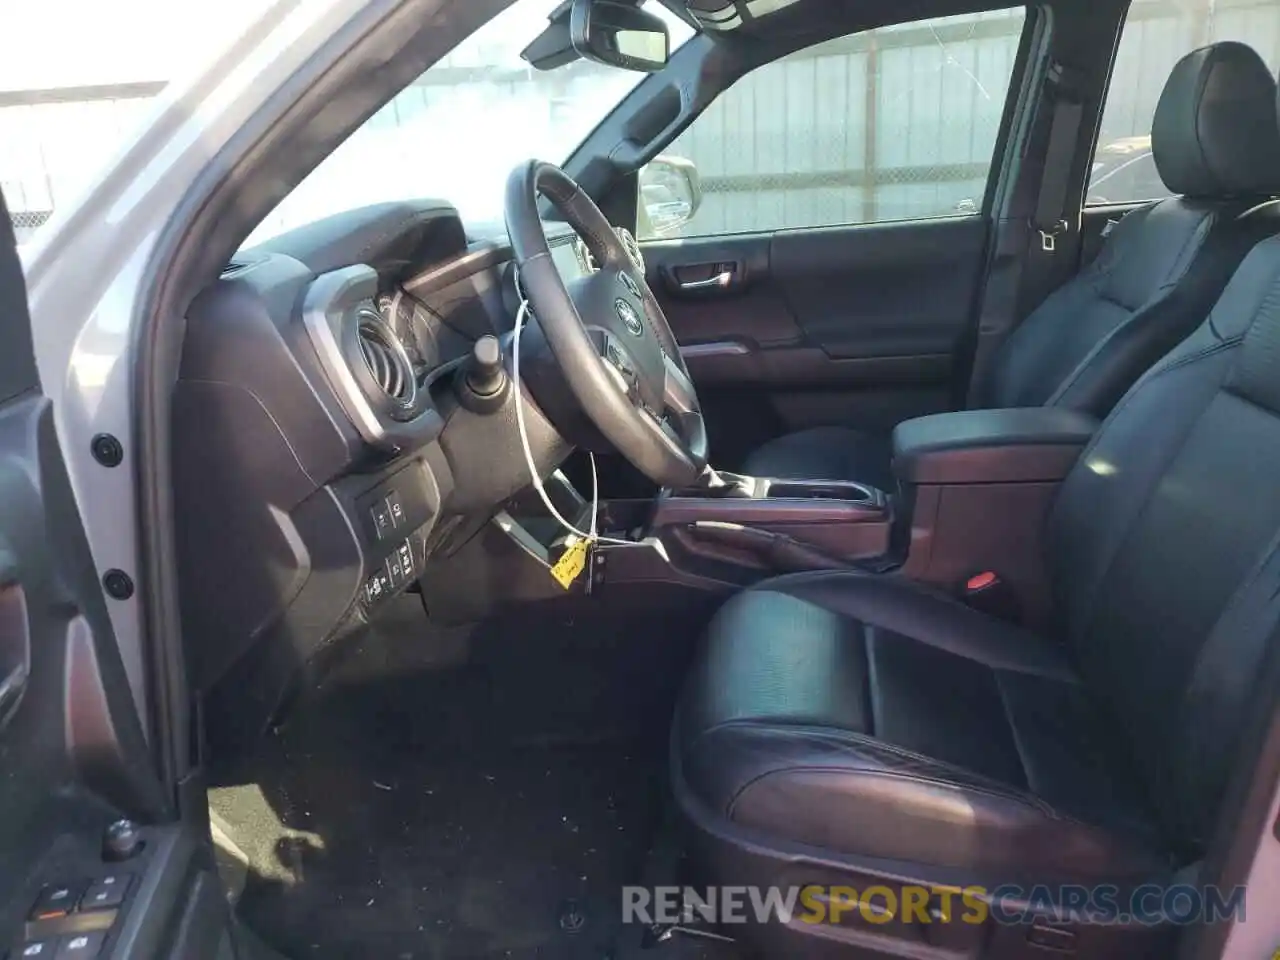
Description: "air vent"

(356, 310), (415, 406)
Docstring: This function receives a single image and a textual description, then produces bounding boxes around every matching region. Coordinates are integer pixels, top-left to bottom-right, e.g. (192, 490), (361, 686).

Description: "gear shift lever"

(678, 465), (760, 498)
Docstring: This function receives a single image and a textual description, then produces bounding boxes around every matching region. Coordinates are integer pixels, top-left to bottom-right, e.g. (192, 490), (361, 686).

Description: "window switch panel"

(79, 875), (130, 912)
(28, 886), (83, 922)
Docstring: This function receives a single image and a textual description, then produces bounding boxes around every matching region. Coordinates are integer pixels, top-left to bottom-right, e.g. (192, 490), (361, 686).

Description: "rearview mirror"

(571, 0), (671, 73)
(639, 156), (702, 237)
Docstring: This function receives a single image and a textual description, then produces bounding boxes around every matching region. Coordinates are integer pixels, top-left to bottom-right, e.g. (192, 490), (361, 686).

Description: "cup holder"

(765, 481), (877, 503)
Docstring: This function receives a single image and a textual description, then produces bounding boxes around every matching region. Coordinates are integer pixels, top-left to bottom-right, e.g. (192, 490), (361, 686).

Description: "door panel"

(0, 192), (241, 957)
(643, 216), (989, 468)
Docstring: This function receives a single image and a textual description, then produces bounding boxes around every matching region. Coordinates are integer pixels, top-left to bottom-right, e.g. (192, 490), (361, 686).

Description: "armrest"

(892, 408), (1099, 485)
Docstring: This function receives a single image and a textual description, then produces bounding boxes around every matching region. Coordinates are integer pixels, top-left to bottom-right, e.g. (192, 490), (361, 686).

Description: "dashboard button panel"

(364, 536), (417, 608)
(370, 501), (393, 540)
(365, 568), (392, 604)
(387, 550), (407, 587)
(354, 463), (437, 611)
(387, 490), (406, 528)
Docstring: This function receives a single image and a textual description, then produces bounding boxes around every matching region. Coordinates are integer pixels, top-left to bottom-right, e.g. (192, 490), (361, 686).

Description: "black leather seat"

(676, 576), (1167, 881)
(676, 222), (1280, 952)
(745, 41), (1280, 486)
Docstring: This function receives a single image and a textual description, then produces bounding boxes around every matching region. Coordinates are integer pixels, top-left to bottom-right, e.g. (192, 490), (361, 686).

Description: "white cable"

(511, 293), (631, 547)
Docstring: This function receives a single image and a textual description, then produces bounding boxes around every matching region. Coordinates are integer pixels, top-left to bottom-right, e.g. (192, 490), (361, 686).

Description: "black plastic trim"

(301, 265), (444, 451)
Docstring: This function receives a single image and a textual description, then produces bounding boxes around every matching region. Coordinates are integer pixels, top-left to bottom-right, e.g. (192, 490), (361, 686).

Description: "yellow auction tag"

(550, 537), (590, 589)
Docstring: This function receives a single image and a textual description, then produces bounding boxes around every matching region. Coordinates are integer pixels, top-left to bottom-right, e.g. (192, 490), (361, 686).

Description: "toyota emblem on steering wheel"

(615, 298), (644, 337)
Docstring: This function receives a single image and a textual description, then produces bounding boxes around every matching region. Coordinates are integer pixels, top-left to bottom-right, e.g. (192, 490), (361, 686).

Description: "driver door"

(0, 191), (240, 957)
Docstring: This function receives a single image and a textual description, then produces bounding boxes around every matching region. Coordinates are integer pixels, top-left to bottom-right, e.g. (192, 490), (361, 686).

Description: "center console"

(420, 406), (1099, 627)
(653, 472), (893, 566)
(892, 407), (1098, 625)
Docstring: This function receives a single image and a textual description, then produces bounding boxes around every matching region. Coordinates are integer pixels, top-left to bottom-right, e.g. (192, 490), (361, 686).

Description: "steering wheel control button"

(53, 933), (105, 959)
(619, 271), (642, 300)
(16, 941), (56, 957)
(30, 885), (83, 921)
(371, 501), (393, 540)
(80, 875), (130, 912)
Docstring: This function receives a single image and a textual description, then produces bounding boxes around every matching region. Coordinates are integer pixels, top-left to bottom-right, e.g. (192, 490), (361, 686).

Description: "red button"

(966, 571), (998, 591)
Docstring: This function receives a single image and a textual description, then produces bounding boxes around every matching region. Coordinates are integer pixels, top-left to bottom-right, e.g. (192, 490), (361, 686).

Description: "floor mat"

(210, 594), (710, 959)
(217, 741), (659, 958)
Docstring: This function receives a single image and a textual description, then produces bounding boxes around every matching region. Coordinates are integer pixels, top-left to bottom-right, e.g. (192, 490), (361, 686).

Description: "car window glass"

(1089, 0), (1280, 206)
(245, 0), (693, 245)
(1, 0), (271, 245)
(637, 7), (1026, 240)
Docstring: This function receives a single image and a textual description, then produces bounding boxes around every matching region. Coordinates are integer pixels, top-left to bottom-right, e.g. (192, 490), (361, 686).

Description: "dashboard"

(173, 199), (591, 748)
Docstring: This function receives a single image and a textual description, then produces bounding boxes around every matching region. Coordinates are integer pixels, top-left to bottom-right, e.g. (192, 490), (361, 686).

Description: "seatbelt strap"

(1016, 62), (1087, 316)
(965, 61), (1086, 407)
(1031, 65), (1086, 253)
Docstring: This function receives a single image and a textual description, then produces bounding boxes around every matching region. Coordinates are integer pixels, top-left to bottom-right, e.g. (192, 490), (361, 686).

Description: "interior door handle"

(678, 271), (735, 292)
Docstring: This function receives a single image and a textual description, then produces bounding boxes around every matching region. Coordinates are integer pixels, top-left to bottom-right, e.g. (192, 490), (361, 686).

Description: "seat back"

(1049, 232), (1280, 849)
(981, 41), (1280, 418)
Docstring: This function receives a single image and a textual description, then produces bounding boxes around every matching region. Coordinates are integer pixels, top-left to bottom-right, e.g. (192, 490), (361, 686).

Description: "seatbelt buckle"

(1038, 219), (1068, 253)
(961, 571), (1021, 622)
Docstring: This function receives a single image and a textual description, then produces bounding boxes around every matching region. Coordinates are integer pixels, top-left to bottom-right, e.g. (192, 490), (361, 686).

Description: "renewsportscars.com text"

(622, 884), (1247, 927)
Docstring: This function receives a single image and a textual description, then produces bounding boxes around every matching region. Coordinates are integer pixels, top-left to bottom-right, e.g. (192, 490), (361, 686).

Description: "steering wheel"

(504, 160), (708, 488)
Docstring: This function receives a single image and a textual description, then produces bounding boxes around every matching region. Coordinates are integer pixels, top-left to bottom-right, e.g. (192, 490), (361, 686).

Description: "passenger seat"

(745, 41), (1280, 488)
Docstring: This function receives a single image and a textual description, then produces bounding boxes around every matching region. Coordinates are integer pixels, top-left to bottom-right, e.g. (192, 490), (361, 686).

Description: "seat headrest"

(1151, 41), (1280, 198)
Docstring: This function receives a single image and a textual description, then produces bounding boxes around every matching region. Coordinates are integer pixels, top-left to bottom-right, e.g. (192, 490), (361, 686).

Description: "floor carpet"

(209, 591), (724, 960)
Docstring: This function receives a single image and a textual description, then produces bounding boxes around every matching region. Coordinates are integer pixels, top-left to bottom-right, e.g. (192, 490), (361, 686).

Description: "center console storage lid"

(892, 408), (1099, 485)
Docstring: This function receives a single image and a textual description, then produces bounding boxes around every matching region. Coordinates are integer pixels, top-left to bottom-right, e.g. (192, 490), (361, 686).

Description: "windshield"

(245, 0), (693, 247)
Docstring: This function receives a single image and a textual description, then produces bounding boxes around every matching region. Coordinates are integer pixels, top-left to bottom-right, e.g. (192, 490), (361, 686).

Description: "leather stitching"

(716, 727), (1064, 824)
(699, 720), (1065, 821)
(726, 766), (1069, 827)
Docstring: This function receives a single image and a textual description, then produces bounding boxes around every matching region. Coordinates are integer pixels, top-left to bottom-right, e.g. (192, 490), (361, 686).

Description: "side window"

(637, 8), (1027, 240)
(1089, 0), (1280, 207)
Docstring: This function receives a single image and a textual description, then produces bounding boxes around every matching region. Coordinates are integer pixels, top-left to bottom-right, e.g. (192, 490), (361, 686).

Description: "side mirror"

(571, 0), (671, 73)
(638, 156), (702, 237)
